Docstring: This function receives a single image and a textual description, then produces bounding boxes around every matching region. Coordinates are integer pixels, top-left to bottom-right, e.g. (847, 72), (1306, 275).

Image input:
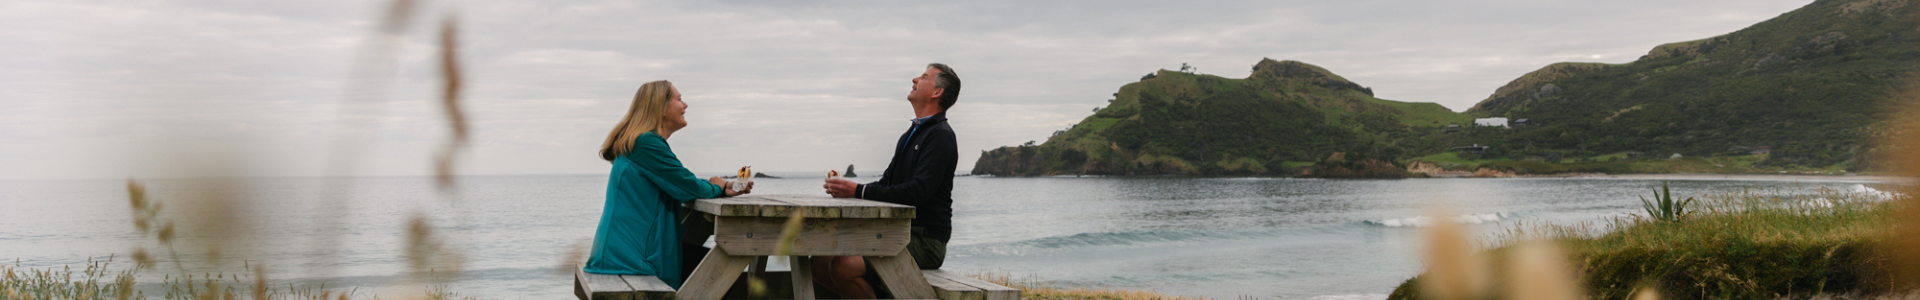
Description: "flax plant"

(1638, 181), (1694, 223)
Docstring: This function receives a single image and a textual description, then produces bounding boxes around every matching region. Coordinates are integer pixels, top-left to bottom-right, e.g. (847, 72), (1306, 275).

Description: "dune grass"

(1389, 183), (1903, 300)
(0, 256), (485, 300)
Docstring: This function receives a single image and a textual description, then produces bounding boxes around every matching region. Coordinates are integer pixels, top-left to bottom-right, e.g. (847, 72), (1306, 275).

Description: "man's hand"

(823, 178), (858, 198)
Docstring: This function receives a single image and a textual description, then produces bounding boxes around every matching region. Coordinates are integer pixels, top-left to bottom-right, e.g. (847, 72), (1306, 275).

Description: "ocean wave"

(1011, 230), (1266, 249)
(1798, 184), (1904, 208)
(1312, 294), (1388, 300)
(1363, 212), (1512, 228)
(1851, 184), (1901, 200)
(952, 227), (1327, 257)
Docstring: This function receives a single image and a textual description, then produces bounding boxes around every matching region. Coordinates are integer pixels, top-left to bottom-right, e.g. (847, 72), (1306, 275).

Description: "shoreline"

(1518, 173), (1908, 182)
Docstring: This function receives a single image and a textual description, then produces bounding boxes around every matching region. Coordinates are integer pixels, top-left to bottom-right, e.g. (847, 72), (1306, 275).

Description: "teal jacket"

(584, 131), (725, 289)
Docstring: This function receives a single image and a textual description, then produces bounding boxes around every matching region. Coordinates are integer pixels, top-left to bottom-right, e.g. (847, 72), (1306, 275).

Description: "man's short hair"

(928, 63), (960, 110)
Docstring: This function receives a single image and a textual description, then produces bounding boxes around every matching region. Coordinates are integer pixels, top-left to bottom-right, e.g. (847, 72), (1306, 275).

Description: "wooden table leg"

(866, 248), (935, 299)
(788, 256), (814, 300)
(747, 256), (768, 299)
(678, 246), (754, 300)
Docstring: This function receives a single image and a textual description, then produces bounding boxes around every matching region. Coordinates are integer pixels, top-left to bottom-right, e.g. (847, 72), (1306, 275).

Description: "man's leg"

(807, 256), (837, 294)
(809, 255), (875, 298)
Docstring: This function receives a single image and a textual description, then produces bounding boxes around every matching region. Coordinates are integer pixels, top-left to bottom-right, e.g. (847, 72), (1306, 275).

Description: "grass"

(0, 256), (487, 300)
(1414, 151), (1860, 175)
(1388, 183), (1901, 299)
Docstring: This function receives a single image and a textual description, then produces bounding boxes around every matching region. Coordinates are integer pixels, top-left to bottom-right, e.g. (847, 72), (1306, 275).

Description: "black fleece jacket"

(853, 111), (956, 242)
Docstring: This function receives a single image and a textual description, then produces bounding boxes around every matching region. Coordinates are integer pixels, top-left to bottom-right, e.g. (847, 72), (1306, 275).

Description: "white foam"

(1852, 184), (1901, 200)
(1371, 213), (1508, 228)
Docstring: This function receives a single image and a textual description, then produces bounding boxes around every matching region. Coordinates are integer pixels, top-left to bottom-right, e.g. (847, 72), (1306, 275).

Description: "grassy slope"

(972, 59), (1466, 176)
(978, 0), (1920, 177)
(1456, 0), (1920, 171)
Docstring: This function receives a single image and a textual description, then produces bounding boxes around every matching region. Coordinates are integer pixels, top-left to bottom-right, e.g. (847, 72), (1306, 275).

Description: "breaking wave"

(1362, 212), (1513, 228)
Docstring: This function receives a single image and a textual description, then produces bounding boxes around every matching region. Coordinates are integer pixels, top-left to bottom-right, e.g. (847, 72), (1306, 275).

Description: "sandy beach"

(1546, 173), (1907, 182)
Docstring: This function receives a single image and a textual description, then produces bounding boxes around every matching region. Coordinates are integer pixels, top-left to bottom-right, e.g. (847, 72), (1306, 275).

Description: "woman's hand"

(710, 176), (752, 197)
(724, 181), (753, 197)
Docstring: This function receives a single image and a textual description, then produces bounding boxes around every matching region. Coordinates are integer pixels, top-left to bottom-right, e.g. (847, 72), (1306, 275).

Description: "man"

(815, 63), (960, 298)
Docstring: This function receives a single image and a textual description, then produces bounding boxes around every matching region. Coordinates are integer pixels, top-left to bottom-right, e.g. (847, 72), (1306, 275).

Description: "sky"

(0, 0), (1817, 180)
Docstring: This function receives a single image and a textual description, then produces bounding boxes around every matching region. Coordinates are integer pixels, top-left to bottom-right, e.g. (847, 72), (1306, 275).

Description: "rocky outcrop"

(1466, 62), (1612, 115)
(1469, 168), (1518, 178)
(1252, 58), (1375, 96)
(1300, 152), (1410, 179)
(1405, 161), (1472, 178)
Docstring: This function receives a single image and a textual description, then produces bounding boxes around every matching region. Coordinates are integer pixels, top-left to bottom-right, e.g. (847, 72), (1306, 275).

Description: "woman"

(584, 80), (750, 289)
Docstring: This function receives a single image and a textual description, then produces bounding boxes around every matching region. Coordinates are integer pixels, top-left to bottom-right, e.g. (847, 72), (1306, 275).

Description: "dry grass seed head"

(379, 0), (416, 34)
(432, 16), (467, 191)
(1421, 207), (1490, 300)
(1632, 287), (1660, 300)
(559, 240), (590, 275)
(404, 212), (463, 280)
(1883, 69), (1920, 288)
(252, 263), (267, 300)
(1506, 240), (1582, 300)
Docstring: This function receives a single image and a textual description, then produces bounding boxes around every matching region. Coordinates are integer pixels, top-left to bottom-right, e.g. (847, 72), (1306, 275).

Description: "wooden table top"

(692, 195), (916, 219)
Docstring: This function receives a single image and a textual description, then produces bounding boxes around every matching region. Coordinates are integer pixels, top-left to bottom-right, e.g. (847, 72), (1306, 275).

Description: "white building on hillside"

(1474, 117), (1509, 128)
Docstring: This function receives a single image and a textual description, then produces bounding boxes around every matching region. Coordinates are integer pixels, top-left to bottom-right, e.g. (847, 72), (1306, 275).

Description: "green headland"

(973, 0), (1920, 177)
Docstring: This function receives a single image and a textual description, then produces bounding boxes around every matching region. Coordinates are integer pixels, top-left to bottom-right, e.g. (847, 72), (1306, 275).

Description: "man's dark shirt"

(853, 111), (956, 243)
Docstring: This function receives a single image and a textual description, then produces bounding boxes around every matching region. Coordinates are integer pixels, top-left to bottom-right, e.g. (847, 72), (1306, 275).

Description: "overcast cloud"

(0, 0), (1813, 180)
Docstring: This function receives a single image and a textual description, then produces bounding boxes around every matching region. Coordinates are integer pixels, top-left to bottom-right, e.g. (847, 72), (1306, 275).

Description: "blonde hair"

(600, 80), (675, 161)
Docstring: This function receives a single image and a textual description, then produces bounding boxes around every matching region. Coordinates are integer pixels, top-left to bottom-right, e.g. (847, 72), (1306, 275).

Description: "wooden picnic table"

(676, 195), (935, 300)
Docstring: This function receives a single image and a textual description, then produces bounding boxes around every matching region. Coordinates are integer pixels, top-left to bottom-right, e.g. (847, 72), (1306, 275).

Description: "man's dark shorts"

(905, 226), (946, 269)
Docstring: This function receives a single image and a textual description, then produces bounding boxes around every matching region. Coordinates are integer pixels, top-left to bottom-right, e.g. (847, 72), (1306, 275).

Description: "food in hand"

(732, 166), (752, 193)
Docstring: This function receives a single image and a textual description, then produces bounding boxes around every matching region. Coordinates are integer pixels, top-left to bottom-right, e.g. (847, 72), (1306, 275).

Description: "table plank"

(757, 196), (847, 218)
(713, 216), (911, 256)
(576, 263), (636, 300)
(694, 195), (914, 219)
(921, 271), (983, 300)
(694, 198), (764, 217)
(619, 275), (676, 300)
(923, 270), (1018, 300)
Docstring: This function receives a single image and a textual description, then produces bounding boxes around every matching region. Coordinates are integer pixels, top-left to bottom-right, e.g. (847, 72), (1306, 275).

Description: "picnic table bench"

(574, 195), (1019, 300)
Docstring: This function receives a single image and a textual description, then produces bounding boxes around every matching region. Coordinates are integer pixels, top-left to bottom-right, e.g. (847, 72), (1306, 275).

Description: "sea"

(0, 173), (1901, 299)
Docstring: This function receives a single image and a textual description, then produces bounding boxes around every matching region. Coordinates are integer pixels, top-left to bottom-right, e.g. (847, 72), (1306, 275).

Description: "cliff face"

(972, 59), (1466, 176)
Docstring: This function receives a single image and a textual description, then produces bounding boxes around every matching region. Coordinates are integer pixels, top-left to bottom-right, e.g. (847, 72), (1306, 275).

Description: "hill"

(974, 0), (1920, 176)
(971, 59), (1468, 176)
(1451, 0), (1920, 170)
